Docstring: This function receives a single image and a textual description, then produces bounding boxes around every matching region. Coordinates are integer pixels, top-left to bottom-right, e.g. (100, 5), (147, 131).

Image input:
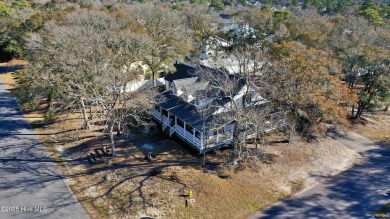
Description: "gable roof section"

(164, 63), (196, 82)
(183, 81), (209, 95)
(157, 91), (202, 130)
(157, 91), (236, 131)
(165, 63), (251, 101)
(156, 91), (231, 130)
(173, 77), (198, 90)
(164, 63), (228, 84)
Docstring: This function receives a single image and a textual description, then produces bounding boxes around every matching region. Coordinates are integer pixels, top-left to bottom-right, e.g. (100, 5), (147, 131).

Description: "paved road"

(0, 79), (89, 219)
(249, 131), (390, 219)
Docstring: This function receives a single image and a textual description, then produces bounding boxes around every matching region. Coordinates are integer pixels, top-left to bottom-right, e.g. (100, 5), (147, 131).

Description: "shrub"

(44, 109), (55, 124)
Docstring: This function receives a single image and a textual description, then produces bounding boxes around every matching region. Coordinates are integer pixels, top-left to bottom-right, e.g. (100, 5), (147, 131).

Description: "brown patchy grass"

(0, 71), (16, 90)
(15, 105), (362, 219)
(22, 109), (360, 219)
(1, 58), (29, 66)
(352, 111), (390, 145)
(0, 59), (28, 89)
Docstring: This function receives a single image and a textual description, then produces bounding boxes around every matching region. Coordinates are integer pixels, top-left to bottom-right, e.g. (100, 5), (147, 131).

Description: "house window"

(185, 124), (193, 133)
(169, 115), (175, 126)
(161, 109), (168, 117)
(177, 119), (184, 128)
(195, 130), (201, 140)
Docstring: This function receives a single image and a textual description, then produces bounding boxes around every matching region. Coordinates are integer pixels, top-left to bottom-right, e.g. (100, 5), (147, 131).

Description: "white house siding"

(124, 77), (165, 92)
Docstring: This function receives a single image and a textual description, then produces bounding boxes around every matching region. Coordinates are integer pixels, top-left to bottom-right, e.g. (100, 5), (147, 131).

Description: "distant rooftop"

(219, 14), (231, 19)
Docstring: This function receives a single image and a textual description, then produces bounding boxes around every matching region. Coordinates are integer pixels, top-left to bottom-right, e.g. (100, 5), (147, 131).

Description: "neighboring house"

(219, 13), (231, 20)
(150, 63), (285, 153)
(123, 78), (165, 92)
(122, 61), (165, 92)
(200, 53), (262, 75)
(201, 36), (233, 60)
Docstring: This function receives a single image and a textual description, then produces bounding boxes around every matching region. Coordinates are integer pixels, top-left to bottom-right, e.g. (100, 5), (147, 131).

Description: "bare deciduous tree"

(124, 3), (193, 86)
(25, 9), (153, 155)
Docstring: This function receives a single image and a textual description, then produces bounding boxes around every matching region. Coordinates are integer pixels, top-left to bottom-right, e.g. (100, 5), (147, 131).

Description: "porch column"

(193, 128), (196, 143)
(183, 121), (186, 136)
(174, 116), (177, 129)
(201, 132), (204, 148)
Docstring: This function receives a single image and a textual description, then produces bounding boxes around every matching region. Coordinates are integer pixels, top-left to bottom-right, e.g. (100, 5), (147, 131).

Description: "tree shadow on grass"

(0, 65), (24, 74)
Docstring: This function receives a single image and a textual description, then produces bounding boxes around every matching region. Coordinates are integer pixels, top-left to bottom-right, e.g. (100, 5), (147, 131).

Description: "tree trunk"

(348, 67), (356, 89)
(152, 70), (157, 87)
(80, 97), (90, 129)
(348, 77), (355, 89)
(255, 132), (258, 149)
(108, 120), (117, 157)
(356, 92), (374, 118)
(48, 92), (53, 110)
(351, 105), (355, 117)
(89, 105), (93, 120)
(356, 104), (365, 118)
(231, 123), (240, 164)
(116, 121), (121, 136)
(202, 151), (206, 167)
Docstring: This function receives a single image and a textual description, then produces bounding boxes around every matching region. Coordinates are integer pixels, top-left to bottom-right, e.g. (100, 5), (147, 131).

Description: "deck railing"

(169, 128), (175, 137)
(150, 108), (161, 120)
(184, 130), (193, 140)
(204, 134), (232, 146)
(151, 109), (234, 149)
(173, 125), (203, 148)
(175, 125), (184, 135)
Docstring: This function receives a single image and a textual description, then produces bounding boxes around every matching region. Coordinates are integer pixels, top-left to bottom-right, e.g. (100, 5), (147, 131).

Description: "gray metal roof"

(156, 91), (232, 131)
(173, 77), (198, 90)
(183, 81), (209, 95)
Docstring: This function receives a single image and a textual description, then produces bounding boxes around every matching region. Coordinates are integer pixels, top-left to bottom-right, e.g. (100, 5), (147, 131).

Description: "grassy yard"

(22, 117), (362, 219)
(1, 61), (363, 219)
(352, 111), (390, 146)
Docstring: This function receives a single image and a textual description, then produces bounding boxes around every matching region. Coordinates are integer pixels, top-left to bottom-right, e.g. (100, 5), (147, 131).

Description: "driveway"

(0, 79), (89, 218)
(249, 131), (390, 219)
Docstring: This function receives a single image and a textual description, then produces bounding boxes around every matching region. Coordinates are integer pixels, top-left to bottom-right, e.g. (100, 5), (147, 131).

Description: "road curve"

(249, 131), (390, 219)
(0, 78), (89, 219)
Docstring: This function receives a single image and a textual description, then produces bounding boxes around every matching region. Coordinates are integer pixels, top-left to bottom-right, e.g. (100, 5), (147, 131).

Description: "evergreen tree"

(211, 0), (224, 11)
(359, 8), (383, 27)
(336, 0), (350, 14)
